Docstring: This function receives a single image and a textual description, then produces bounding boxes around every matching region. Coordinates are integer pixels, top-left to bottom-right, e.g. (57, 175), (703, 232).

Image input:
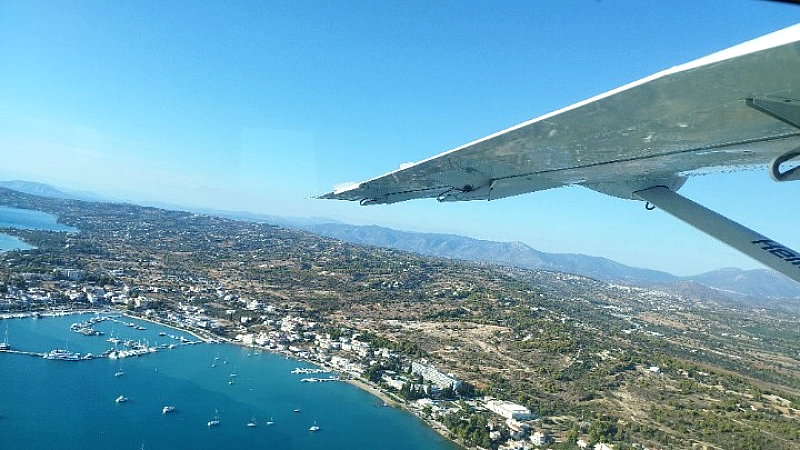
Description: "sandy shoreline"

(345, 378), (398, 406)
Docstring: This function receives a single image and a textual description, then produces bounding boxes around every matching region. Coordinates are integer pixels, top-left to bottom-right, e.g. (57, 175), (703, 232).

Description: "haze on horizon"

(1, 1), (799, 276)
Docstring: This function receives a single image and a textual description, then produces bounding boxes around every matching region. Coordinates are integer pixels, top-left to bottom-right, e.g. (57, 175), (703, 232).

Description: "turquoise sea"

(0, 314), (459, 450)
(0, 233), (33, 252)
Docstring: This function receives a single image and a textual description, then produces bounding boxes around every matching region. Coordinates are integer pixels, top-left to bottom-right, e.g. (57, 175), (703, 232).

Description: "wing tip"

(316, 181), (367, 201)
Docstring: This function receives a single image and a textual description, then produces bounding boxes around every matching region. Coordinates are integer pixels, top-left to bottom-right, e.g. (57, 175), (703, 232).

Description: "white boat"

(116, 395), (128, 403)
(114, 370), (124, 377)
(1, 323), (10, 350)
(162, 406), (176, 414)
(309, 421), (320, 432)
(43, 349), (81, 361)
(246, 417), (257, 427)
(266, 418), (274, 426)
(207, 409), (220, 427)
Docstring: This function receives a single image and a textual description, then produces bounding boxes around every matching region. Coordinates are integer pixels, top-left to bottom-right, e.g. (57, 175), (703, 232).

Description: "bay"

(0, 205), (77, 252)
(0, 313), (459, 450)
(0, 233), (33, 252)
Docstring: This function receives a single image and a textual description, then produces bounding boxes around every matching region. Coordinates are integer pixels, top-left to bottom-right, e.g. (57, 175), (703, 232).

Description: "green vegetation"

(1, 187), (799, 449)
(440, 410), (492, 448)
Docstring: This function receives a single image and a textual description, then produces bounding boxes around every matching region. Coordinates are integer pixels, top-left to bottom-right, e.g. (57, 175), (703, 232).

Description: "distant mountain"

(683, 268), (800, 299)
(6, 179), (798, 301)
(303, 223), (678, 284)
(0, 180), (73, 199)
(302, 223), (800, 301)
(0, 180), (103, 202)
(198, 209), (343, 229)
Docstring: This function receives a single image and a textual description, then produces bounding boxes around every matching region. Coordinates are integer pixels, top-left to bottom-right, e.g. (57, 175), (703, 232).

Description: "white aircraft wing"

(320, 24), (800, 283)
(321, 25), (800, 204)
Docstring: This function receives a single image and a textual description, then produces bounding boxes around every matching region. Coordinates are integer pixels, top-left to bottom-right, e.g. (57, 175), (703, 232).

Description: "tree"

(456, 381), (476, 398)
(439, 385), (455, 400)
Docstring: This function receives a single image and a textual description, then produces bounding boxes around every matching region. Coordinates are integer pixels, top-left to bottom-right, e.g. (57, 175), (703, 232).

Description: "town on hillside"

(2, 188), (799, 450)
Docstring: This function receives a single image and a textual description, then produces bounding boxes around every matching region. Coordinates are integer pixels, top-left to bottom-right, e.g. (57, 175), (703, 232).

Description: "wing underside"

(321, 25), (800, 204)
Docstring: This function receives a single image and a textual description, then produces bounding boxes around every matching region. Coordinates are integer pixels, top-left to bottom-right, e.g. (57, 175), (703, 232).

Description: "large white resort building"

(484, 398), (533, 420)
(411, 360), (462, 389)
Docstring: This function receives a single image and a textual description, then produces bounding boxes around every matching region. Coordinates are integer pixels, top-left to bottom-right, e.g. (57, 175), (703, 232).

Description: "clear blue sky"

(0, 1), (798, 276)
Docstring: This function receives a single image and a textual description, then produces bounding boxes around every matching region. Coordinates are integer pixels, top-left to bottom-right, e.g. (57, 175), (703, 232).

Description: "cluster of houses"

(2, 269), (155, 310)
(231, 319), (571, 449)
(2, 269), (626, 449)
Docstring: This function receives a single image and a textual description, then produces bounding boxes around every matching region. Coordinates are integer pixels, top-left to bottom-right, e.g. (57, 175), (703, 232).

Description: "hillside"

(5, 179), (798, 301)
(1, 187), (799, 449)
(304, 223), (800, 301)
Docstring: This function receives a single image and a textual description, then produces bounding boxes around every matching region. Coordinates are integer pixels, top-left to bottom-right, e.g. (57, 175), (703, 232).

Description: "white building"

(411, 361), (461, 389)
(330, 356), (365, 376)
(530, 431), (550, 446)
(485, 399), (533, 420)
(381, 374), (406, 390)
(499, 440), (532, 450)
(594, 443), (614, 450)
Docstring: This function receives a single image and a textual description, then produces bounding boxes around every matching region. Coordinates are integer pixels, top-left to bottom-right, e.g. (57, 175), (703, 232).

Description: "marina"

(300, 377), (341, 383)
(0, 311), (203, 362)
(290, 367), (331, 374)
(0, 312), (460, 450)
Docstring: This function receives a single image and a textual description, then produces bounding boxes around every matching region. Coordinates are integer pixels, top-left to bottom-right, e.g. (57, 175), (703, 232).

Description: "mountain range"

(3, 179), (799, 303)
(298, 223), (800, 302)
(0, 180), (105, 202)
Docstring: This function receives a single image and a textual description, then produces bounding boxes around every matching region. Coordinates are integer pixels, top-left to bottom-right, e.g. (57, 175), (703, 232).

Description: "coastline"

(0, 308), (119, 320)
(0, 308), (211, 347)
(0, 232), (35, 252)
(1, 308), (460, 450)
(342, 378), (461, 448)
(122, 311), (218, 343)
(345, 378), (398, 406)
(3, 308), (466, 449)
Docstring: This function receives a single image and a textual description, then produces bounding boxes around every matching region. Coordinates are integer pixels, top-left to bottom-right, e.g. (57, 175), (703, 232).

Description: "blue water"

(0, 314), (459, 450)
(0, 233), (34, 252)
(0, 205), (76, 231)
(0, 205), (77, 251)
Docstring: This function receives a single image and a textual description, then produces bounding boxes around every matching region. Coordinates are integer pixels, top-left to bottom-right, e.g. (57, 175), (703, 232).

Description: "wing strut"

(634, 186), (800, 283)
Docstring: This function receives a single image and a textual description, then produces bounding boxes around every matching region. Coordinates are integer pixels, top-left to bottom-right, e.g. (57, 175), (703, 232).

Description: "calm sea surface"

(0, 205), (77, 251)
(0, 314), (459, 450)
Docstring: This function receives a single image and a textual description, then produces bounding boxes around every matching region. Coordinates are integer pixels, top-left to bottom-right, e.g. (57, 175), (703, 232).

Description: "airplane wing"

(320, 24), (800, 283)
